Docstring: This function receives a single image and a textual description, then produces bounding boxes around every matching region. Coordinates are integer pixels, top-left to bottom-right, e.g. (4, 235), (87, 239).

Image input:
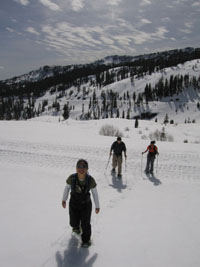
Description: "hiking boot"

(118, 173), (122, 178)
(145, 170), (149, 174)
(72, 227), (81, 235)
(111, 168), (116, 173)
(81, 240), (91, 248)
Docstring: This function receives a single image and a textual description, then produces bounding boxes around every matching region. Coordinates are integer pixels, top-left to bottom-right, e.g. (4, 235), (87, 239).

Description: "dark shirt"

(147, 145), (158, 157)
(111, 141), (126, 156)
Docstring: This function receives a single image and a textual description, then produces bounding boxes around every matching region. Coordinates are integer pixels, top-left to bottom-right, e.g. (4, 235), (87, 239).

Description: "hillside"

(0, 47), (200, 123)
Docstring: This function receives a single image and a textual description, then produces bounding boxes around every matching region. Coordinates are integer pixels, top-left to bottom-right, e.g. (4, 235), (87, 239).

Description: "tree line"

(1, 47), (200, 120)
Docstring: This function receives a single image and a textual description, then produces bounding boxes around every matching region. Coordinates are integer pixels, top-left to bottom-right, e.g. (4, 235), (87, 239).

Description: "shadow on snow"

(146, 173), (162, 186)
(56, 235), (98, 267)
(109, 172), (127, 192)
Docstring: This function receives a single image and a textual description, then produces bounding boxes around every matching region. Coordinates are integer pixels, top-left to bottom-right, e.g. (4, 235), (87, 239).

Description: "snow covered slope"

(0, 117), (200, 267)
(34, 58), (200, 123)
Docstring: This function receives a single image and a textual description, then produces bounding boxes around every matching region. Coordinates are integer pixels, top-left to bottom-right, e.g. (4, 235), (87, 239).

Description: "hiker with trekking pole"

(142, 140), (159, 175)
(110, 137), (127, 178)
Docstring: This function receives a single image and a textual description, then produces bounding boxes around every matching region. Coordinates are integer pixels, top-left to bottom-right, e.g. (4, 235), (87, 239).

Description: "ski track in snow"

(1, 139), (200, 216)
(1, 139), (200, 182)
(1, 138), (200, 267)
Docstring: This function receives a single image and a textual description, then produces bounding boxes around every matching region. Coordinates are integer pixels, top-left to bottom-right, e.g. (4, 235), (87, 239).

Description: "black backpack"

(70, 174), (91, 205)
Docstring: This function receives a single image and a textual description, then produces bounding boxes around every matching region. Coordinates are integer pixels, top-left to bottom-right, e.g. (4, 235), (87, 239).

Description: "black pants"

(69, 200), (92, 243)
(145, 154), (155, 173)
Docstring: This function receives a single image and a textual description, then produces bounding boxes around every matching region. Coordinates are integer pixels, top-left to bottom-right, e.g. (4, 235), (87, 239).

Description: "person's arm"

(62, 184), (70, 208)
(142, 147), (148, 154)
(91, 187), (100, 214)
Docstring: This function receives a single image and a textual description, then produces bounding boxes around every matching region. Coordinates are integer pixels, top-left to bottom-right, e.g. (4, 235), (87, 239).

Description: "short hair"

(76, 159), (88, 168)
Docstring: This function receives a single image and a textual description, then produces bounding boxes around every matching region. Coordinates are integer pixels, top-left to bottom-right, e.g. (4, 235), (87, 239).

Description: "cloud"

(185, 22), (193, 28)
(113, 35), (132, 46)
(192, 1), (200, 7)
(39, 0), (61, 11)
(180, 29), (192, 34)
(140, 18), (152, 25)
(131, 26), (168, 44)
(15, 0), (29, 6)
(6, 27), (15, 33)
(179, 22), (193, 34)
(139, 0), (151, 6)
(153, 26), (168, 39)
(40, 17), (170, 59)
(107, 0), (122, 6)
(41, 22), (102, 49)
(100, 36), (114, 45)
(132, 32), (151, 44)
(161, 17), (170, 23)
(11, 19), (17, 23)
(26, 27), (40, 35)
(71, 0), (85, 11)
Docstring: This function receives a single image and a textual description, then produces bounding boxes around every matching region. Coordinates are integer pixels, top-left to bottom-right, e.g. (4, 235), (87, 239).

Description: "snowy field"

(0, 117), (200, 267)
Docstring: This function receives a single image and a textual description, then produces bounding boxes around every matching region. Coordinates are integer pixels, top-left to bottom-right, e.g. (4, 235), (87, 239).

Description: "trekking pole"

(124, 156), (128, 186)
(104, 155), (111, 175)
(141, 154), (143, 177)
(156, 154), (159, 174)
(125, 156), (127, 173)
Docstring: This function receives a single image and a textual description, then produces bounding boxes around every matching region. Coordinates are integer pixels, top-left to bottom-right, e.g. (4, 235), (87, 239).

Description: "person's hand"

(95, 208), (100, 214)
(62, 201), (66, 208)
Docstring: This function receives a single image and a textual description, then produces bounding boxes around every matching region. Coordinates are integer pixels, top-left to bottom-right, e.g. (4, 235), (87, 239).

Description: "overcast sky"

(0, 0), (200, 80)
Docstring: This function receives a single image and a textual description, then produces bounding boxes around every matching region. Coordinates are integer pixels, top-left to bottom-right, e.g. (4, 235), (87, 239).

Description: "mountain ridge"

(1, 47), (199, 85)
(0, 47), (200, 123)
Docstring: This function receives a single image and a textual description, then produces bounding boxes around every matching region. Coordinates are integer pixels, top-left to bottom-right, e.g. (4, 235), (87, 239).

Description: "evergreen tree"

(126, 109), (130, 119)
(63, 104), (70, 120)
(133, 92), (136, 103)
(161, 127), (166, 141)
(135, 117), (139, 128)
(116, 108), (120, 118)
(164, 114), (169, 124)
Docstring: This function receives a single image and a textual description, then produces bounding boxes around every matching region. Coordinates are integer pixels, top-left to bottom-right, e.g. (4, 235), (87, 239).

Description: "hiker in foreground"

(62, 159), (100, 248)
(110, 137), (127, 177)
(142, 140), (159, 174)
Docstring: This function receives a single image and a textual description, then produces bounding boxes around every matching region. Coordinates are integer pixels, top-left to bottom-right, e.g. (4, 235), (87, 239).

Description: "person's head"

(150, 140), (156, 145)
(117, 137), (122, 143)
(76, 159), (88, 178)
